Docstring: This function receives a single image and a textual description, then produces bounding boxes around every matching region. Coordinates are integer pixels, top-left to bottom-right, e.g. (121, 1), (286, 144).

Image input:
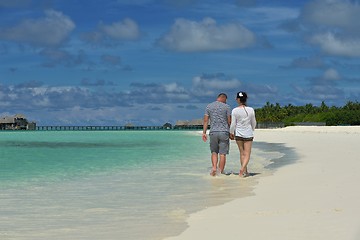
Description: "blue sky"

(1, 0), (360, 126)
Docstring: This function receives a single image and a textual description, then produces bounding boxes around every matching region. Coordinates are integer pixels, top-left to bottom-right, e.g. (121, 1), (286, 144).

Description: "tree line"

(255, 101), (360, 126)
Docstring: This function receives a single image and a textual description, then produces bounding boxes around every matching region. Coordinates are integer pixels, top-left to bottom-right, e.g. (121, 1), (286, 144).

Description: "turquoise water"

(0, 131), (290, 240)
(1, 131), (200, 185)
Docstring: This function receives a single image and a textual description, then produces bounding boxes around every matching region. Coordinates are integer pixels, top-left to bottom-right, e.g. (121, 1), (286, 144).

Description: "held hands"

(229, 133), (235, 140)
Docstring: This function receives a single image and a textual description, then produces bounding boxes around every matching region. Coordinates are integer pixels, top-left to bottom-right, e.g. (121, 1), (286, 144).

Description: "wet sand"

(164, 126), (360, 240)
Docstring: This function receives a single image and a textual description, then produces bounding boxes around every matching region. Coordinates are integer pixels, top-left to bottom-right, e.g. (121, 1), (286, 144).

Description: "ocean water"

(0, 130), (292, 240)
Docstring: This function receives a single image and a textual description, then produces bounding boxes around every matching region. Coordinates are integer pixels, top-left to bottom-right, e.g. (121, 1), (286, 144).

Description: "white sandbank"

(164, 126), (360, 240)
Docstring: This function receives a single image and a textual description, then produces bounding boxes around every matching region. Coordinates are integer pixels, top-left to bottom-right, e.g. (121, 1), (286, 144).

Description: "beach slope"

(164, 126), (360, 240)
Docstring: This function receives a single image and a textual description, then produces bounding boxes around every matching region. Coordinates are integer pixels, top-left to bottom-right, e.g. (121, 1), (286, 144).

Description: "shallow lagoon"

(0, 131), (291, 239)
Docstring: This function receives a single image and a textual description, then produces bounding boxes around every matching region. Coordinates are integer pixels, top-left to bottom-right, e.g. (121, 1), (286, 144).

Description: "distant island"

(255, 101), (360, 126)
(1, 101), (358, 131)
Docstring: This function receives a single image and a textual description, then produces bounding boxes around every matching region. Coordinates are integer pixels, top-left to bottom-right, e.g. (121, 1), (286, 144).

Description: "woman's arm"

(229, 110), (236, 135)
(251, 108), (257, 130)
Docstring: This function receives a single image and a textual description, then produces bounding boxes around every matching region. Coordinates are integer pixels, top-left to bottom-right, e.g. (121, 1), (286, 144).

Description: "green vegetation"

(255, 101), (360, 126)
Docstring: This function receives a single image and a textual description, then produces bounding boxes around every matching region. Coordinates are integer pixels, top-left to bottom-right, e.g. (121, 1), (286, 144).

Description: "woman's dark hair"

(236, 91), (248, 103)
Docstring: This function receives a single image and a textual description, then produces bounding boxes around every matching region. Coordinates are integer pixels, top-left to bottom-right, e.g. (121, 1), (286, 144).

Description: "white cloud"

(192, 74), (242, 97)
(294, 84), (343, 102)
(129, 82), (190, 103)
(158, 17), (256, 52)
(0, 10), (75, 47)
(164, 83), (186, 93)
(81, 18), (140, 45)
(193, 76), (241, 89)
(323, 68), (340, 81)
(301, 0), (360, 30)
(99, 18), (140, 41)
(298, 0), (360, 57)
(311, 32), (360, 57)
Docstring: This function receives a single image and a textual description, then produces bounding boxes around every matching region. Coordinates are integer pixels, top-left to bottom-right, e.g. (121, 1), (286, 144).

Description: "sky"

(1, 0), (360, 126)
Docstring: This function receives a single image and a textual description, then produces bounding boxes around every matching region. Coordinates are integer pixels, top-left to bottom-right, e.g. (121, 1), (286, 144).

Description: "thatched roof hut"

(0, 116), (15, 124)
(0, 114), (35, 130)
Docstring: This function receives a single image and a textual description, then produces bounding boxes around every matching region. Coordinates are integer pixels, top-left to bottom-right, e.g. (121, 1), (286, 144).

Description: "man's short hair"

(218, 93), (227, 99)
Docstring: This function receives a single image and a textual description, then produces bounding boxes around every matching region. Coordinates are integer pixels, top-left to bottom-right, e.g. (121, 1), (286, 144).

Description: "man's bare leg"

(210, 152), (218, 176)
(219, 154), (226, 173)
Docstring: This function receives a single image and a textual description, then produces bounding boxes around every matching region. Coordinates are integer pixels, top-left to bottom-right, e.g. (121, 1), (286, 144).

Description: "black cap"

(236, 91), (248, 102)
(236, 91), (247, 98)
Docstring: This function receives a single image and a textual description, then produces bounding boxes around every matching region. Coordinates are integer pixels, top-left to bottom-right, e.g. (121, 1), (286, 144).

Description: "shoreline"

(0, 130), (291, 240)
(164, 126), (360, 240)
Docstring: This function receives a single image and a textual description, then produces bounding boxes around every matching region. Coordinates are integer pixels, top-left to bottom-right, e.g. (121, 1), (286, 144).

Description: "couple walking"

(202, 92), (256, 177)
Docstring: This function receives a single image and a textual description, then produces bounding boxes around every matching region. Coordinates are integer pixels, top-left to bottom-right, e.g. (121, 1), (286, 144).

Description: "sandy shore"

(164, 126), (360, 240)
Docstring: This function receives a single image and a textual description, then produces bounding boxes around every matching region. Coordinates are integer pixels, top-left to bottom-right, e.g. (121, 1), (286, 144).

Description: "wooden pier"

(35, 125), (203, 131)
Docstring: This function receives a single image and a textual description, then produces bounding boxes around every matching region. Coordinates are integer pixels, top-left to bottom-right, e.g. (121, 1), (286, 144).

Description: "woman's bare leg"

(236, 140), (245, 173)
(236, 140), (252, 177)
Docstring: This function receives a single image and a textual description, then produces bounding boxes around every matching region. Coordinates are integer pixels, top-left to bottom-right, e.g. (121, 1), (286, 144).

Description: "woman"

(229, 92), (257, 177)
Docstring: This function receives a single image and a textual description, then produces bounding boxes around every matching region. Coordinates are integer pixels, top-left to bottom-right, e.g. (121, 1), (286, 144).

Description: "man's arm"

(229, 111), (235, 140)
(227, 106), (233, 139)
(202, 115), (209, 142)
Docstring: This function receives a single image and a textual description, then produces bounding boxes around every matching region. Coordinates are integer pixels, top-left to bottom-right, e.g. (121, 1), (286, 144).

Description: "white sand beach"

(164, 126), (360, 240)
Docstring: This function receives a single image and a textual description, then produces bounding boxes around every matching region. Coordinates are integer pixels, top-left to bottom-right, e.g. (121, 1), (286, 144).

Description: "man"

(202, 93), (231, 176)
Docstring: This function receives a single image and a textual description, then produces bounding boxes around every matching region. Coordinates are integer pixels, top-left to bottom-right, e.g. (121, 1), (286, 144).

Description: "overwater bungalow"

(174, 119), (203, 130)
(0, 114), (36, 130)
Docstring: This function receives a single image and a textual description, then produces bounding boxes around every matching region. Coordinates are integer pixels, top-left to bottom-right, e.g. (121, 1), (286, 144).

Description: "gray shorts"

(209, 132), (229, 155)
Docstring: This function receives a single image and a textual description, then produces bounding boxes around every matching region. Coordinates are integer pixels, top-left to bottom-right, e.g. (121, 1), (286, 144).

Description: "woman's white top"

(229, 106), (256, 138)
